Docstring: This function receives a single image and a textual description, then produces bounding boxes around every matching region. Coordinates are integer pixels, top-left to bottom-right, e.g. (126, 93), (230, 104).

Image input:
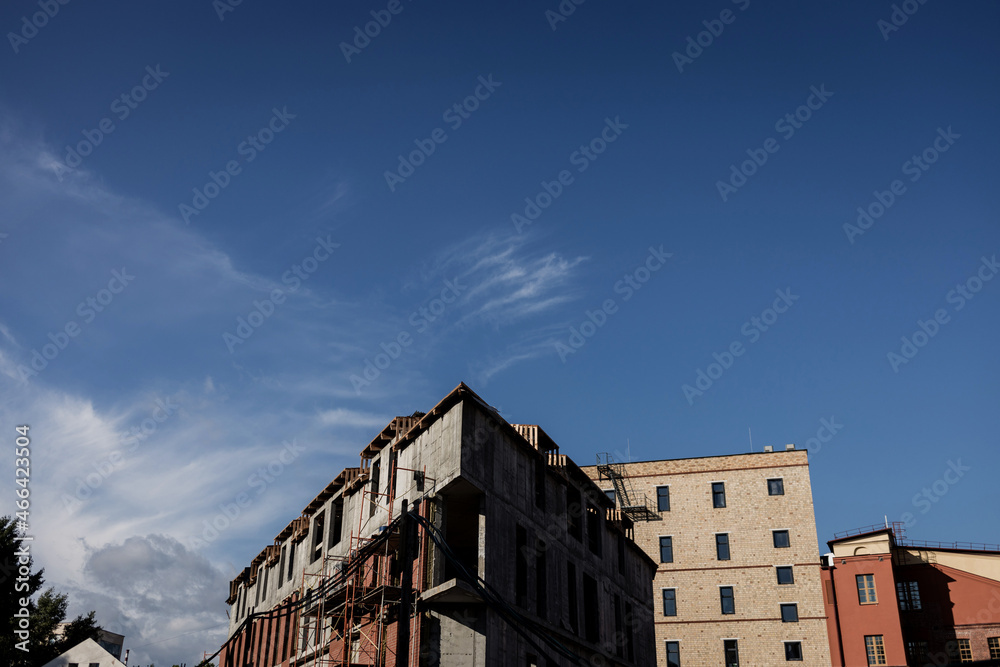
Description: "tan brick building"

(583, 448), (832, 667)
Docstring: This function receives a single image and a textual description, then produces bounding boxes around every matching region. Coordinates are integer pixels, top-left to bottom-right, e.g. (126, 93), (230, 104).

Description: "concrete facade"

(583, 449), (832, 667)
(218, 384), (658, 667)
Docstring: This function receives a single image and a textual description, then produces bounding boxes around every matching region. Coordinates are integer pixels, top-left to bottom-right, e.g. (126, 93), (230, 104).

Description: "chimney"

(763, 445), (773, 453)
(785, 443), (795, 450)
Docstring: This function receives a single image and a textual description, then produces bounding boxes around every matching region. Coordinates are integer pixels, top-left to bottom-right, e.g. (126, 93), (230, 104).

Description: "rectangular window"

(657, 485), (670, 511)
(780, 603), (798, 622)
(857, 574), (877, 604)
(567, 562), (578, 634)
(958, 638), (972, 662)
(613, 595), (624, 659)
(773, 530), (790, 548)
(535, 458), (546, 510)
(712, 482), (726, 508)
(720, 586), (735, 615)
(907, 641), (928, 663)
(896, 580), (921, 610)
(515, 525), (528, 608)
(277, 545), (286, 587)
(369, 459), (381, 517)
(329, 499), (343, 548)
(582, 574), (599, 643)
(662, 588), (676, 616)
(287, 541), (296, 580)
(659, 536), (673, 563)
(536, 546), (547, 620)
(604, 488), (615, 504)
(617, 534), (625, 575)
(311, 510), (325, 563)
(665, 641), (680, 667)
(625, 601), (635, 662)
(724, 639), (740, 667)
(586, 505), (602, 557)
(768, 478), (784, 495)
(716, 533), (730, 561)
(567, 487), (583, 541)
(776, 566), (794, 584)
(784, 642), (802, 661)
(988, 637), (1000, 660)
(865, 635), (886, 665)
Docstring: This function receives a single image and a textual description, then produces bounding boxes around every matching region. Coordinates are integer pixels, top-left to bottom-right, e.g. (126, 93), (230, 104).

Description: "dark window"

(311, 510), (325, 563)
(720, 586), (735, 614)
(625, 601), (635, 662)
(659, 536), (673, 563)
(262, 565), (269, 601)
(781, 603), (798, 622)
(896, 581), (921, 610)
(515, 525), (528, 608)
(666, 641), (680, 667)
(369, 459), (381, 517)
(613, 595), (624, 658)
(773, 530), (790, 548)
(657, 486), (670, 511)
(712, 482), (726, 508)
(287, 541), (296, 580)
(586, 505), (602, 557)
(567, 562), (578, 634)
(535, 458), (546, 510)
(567, 486), (583, 541)
(617, 534), (625, 575)
(604, 489), (616, 504)
(662, 588), (676, 616)
(768, 478), (785, 495)
(277, 545), (286, 587)
(724, 639), (740, 667)
(582, 574), (599, 643)
(785, 642), (803, 661)
(716, 533), (730, 561)
(535, 544), (547, 620)
(329, 499), (343, 548)
(776, 566), (794, 584)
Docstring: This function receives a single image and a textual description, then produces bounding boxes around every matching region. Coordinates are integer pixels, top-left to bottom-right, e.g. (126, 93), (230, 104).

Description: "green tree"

(0, 517), (100, 667)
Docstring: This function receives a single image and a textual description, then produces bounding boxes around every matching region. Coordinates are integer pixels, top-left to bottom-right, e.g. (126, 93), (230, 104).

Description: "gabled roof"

(41, 637), (126, 667)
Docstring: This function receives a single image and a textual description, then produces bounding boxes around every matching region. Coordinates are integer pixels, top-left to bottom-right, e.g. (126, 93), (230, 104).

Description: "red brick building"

(822, 524), (1000, 666)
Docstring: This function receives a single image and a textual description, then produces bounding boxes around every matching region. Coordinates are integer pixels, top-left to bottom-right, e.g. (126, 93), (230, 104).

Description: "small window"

(768, 478), (784, 495)
(772, 530), (790, 548)
(780, 603), (798, 622)
(662, 588), (676, 616)
(785, 642), (803, 661)
(896, 580), (921, 610)
(666, 640), (680, 667)
(857, 574), (877, 604)
(724, 639), (740, 667)
(958, 639), (972, 663)
(865, 635), (886, 665)
(604, 488), (616, 504)
(720, 586), (735, 614)
(908, 641), (929, 663)
(712, 482), (726, 508)
(657, 485), (670, 511)
(988, 637), (1000, 660)
(776, 566), (794, 584)
(89, 663), (100, 667)
(715, 533), (730, 561)
(659, 536), (673, 563)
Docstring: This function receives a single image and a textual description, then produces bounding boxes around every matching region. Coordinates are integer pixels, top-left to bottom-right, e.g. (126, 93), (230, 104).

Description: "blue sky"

(1, 0), (998, 663)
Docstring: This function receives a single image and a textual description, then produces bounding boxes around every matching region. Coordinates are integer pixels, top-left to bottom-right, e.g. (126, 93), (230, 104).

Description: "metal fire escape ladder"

(596, 452), (661, 522)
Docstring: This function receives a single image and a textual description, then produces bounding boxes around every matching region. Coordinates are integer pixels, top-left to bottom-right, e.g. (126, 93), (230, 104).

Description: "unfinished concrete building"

(217, 383), (658, 667)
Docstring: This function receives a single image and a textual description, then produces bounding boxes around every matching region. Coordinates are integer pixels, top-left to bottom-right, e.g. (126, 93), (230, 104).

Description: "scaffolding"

(596, 452), (662, 522)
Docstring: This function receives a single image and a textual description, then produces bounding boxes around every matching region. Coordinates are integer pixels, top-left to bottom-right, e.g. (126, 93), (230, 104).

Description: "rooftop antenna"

(748, 427), (753, 452)
(627, 437), (631, 463)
